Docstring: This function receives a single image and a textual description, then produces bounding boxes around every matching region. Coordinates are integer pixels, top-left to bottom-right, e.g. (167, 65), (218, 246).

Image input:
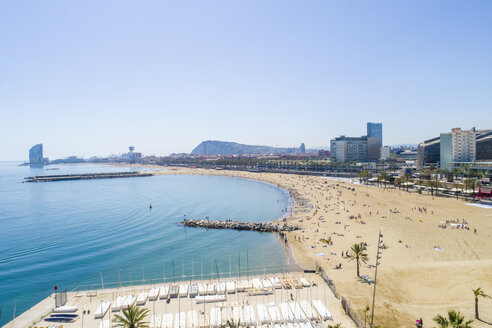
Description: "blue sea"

(0, 162), (293, 326)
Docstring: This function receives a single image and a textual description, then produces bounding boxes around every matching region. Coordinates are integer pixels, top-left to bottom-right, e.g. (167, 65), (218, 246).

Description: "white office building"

(440, 127), (477, 170)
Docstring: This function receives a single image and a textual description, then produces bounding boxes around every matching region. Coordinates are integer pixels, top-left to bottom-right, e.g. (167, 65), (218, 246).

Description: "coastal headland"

(143, 166), (492, 327)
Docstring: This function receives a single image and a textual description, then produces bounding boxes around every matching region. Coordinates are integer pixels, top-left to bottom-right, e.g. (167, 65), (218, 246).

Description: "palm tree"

(327, 324), (342, 328)
(362, 305), (370, 327)
(112, 304), (150, 328)
(348, 243), (369, 277)
(472, 287), (491, 319)
(433, 310), (473, 328)
(220, 319), (247, 328)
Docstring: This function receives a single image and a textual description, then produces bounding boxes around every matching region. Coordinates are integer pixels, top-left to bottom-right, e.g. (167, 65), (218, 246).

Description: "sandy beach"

(145, 166), (492, 327)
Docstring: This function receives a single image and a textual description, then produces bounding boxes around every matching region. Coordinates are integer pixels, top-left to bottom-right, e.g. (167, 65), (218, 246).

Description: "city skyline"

(1, 1), (492, 161)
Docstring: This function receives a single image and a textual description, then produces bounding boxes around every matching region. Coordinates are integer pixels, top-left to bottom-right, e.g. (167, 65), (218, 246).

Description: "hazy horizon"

(1, 1), (491, 161)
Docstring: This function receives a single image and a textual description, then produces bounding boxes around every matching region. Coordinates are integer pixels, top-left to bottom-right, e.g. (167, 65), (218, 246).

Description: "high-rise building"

(29, 144), (44, 165)
(476, 132), (492, 161)
(380, 146), (391, 159)
(367, 137), (380, 160)
(417, 137), (440, 169)
(367, 122), (383, 148)
(440, 128), (476, 170)
(330, 136), (368, 163)
(300, 143), (306, 154)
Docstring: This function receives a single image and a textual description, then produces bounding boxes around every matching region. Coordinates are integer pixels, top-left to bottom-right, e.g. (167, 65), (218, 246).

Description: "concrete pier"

(180, 219), (300, 232)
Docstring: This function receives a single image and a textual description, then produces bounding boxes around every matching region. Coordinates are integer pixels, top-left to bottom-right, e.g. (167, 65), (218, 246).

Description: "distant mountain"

(191, 140), (297, 155)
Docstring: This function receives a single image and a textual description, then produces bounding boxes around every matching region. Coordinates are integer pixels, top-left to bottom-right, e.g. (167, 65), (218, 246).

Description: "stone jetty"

(24, 171), (153, 182)
(179, 219), (300, 232)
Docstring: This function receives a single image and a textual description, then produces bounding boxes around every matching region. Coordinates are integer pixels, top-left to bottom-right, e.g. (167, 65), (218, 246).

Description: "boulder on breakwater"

(179, 219), (299, 232)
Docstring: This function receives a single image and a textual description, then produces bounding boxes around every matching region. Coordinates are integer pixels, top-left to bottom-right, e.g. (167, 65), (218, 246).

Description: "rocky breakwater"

(180, 219), (300, 232)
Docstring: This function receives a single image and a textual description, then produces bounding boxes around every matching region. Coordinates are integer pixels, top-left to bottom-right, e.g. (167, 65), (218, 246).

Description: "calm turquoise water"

(0, 162), (293, 326)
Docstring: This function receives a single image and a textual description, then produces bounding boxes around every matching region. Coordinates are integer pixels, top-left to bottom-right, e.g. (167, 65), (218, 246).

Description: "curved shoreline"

(140, 166), (492, 328)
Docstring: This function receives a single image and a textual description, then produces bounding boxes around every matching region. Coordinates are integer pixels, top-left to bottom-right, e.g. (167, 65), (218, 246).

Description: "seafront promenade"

(4, 273), (357, 328)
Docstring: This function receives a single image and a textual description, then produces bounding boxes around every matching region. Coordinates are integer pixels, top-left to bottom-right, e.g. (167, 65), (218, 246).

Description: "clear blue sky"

(1, 1), (491, 160)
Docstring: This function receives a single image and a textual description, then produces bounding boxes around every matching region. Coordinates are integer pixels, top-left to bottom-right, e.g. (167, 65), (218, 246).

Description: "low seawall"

(180, 219), (300, 232)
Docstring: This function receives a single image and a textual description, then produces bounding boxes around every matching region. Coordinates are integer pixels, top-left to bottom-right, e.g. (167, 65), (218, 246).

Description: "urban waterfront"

(0, 163), (292, 326)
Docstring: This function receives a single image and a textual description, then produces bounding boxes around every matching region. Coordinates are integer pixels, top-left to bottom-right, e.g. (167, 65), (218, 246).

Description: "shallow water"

(0, 163), (292, 325)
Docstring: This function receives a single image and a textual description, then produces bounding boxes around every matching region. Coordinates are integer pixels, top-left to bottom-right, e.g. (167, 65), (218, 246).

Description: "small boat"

(169, 285), (179, 298)
(279, 278), (292, 289)
(269, 277), (282, 289)
(217, 282), (226, 294)
(94, 301), (111, 319)
(261, 278), (273, 289)
(149, 287), (160, 301)
(291, 278), (303, 289)
(179, 284), (189, 298)
(159, 286), (169, 299)
(195, 294), (227, 304)
(137, 292), (148, 306)
(122, 295), (136, 308)
(226, 281), (235, 294)
(300, 278), (310, 287)
(207, 283), (216, 295)
(198, 283), (207, 295)
(45, 314), (79, 323)
(248, 288), (273, 296)
(189, 284), (198, 298)
(112, 295), (127, 312)
(53, 305), (78, 313)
